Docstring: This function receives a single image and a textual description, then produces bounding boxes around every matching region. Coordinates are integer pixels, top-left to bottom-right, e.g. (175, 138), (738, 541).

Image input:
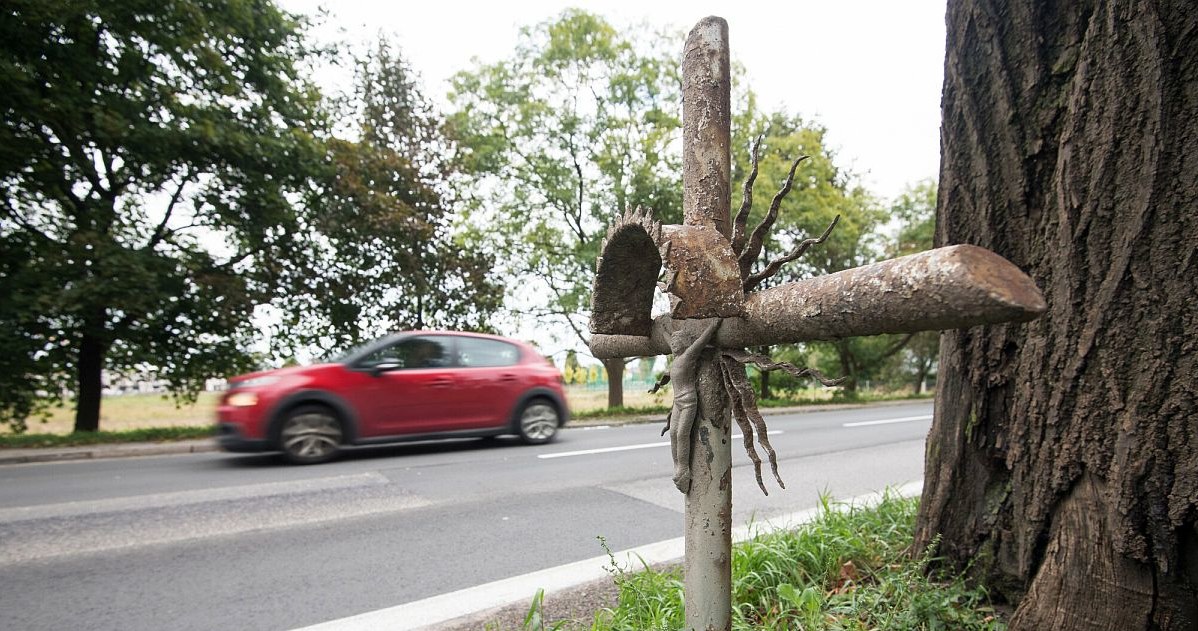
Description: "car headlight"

(226, 392), (259, 407)
(235, 376), (280, 389)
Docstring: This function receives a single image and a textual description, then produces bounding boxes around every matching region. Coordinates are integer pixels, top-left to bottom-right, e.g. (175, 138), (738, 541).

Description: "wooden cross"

(587, 16), (1046, 631)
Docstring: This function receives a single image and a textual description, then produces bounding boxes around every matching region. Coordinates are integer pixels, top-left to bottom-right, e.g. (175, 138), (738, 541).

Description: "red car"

(216, 331), (569, 464)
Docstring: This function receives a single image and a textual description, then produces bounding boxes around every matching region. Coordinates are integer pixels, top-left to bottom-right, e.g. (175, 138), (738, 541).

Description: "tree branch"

(146, 170), (193, 250)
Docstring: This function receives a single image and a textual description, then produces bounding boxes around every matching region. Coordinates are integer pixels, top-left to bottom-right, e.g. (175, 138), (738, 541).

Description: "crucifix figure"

(588, 17), (1045, 631)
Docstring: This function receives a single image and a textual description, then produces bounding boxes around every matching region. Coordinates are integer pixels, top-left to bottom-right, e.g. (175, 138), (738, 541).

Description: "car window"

(359, 336), (454, 369)
(457, 338), (520, 368)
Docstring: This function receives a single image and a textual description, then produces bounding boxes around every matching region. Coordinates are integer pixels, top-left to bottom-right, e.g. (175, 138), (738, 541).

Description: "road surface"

(0, 402), (931, 630)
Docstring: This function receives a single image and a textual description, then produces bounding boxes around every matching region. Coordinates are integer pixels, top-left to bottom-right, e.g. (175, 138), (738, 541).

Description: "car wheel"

(279, 404), (343, 464)
(517, 399), (560, 445)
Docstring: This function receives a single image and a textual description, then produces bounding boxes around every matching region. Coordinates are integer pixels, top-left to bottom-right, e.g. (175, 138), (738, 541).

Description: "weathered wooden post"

(588, 16), (1046, 630)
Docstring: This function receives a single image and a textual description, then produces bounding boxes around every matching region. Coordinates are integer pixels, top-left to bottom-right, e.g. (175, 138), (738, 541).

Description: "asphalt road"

(0, 402), (931, 631)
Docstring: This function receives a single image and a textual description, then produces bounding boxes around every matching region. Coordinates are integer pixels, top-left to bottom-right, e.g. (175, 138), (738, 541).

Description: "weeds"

(512, 493), (1003, 630)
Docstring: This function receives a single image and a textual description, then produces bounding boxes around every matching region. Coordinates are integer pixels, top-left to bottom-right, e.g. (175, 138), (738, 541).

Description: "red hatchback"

(216, 331), (569, 464)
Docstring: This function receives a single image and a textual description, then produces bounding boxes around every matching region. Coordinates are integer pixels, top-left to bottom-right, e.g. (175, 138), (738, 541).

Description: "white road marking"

(843, 414), (932, 427)
(293, 481), (924, 631)
(537, 430), (782, 460)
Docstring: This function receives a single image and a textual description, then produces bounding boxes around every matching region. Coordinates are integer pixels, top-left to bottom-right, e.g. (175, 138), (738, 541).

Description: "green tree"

(885, 179), (938, 393)
(0, 0), (329, 432)
(0, 3), (500, 432)
(730, 111), (890, 398)
(448, 10), (682, 408)
(274, 38), (502, 355)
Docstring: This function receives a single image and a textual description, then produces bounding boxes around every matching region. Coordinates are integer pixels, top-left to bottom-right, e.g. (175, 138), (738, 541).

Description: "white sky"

(274, 0), (949, 361)
(280, 0), (948, 201)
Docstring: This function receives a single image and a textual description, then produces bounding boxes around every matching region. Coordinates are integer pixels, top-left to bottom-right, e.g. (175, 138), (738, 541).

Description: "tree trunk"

(602, 357), (624, 409)
(759, 346), (772, 400)
(835, 340), (858, 398)
(915, 1), (1198, 628)
(74, 328), (105, 433)
(914, 358), (931, 394)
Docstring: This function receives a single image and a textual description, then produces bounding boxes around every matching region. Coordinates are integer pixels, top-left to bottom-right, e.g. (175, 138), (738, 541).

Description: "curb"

(0, 440), (218, 466)
(0, 399), (931, 466)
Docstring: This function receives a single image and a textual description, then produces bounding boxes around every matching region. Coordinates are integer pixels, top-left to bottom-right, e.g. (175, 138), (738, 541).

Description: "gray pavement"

(0, 401), (933, 631)
(0, 398), (929, 466)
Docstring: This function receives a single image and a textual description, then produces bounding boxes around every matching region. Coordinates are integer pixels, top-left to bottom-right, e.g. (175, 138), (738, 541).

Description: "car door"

(453, 336), (525, 428)
(351, 335), (463, 435)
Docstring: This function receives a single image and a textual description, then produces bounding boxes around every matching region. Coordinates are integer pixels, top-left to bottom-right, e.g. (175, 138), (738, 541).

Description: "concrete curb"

(0, 439), (218, 466)
(0, 398), (931, 466)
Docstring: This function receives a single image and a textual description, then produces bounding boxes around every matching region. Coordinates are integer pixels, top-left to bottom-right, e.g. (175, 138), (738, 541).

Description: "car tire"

(517, 399), (560, 445)
(278, 404), (343, 465)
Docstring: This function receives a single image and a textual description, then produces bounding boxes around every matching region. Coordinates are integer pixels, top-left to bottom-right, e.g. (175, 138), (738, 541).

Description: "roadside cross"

(587, 16), (1046, 631)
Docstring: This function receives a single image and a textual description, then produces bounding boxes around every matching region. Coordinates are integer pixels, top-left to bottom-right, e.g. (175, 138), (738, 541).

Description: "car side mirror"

(370, 361), (402, 377)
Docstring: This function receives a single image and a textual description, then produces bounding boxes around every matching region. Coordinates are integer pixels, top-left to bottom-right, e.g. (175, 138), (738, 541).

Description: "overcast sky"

(279, 0), (948, 201)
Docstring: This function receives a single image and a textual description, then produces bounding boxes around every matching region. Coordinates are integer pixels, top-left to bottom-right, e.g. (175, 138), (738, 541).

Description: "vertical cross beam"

(681, 16), (733, 631)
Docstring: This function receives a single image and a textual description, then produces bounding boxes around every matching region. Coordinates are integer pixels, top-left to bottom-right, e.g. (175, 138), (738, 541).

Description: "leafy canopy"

(448, 9), (682, 346)
(0, 1), (500, 431)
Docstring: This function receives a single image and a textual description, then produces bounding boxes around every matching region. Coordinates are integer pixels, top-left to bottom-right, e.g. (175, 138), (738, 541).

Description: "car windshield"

(324, 336), (395, 364)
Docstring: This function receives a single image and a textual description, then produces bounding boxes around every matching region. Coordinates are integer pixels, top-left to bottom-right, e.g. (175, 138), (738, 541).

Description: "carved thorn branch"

(719, 357), (769, 495)
(738, 155), (809, 278)
(723, 348), (847, 387)
(723, 358), (785, 491)
(743, 215), (841, 292)
(731, 134), (763, 255)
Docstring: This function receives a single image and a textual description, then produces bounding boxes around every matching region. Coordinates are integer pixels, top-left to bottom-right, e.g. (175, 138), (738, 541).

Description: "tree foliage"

(273, 39), (502, 355)
(448, 9), (682, 347)
(0, 2), (499, 432)
(1, 0), (328, 431)
(448, 10), (683, 407)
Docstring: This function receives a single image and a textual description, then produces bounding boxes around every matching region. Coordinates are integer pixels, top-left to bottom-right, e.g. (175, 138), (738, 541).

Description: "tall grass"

(518, 494), (1003, 630)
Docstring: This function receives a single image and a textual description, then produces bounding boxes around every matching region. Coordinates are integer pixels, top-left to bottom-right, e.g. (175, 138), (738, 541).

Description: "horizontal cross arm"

(590, 244), (1045, 358)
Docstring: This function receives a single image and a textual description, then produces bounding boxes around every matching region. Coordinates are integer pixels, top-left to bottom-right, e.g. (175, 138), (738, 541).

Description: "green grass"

(572, 404), (670, 419)
(0, 426), (215, 449)
(515, 494), (1004, 631)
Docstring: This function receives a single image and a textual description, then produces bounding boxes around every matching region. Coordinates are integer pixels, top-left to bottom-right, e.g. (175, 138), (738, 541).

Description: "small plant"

(521, 588), (566, 631)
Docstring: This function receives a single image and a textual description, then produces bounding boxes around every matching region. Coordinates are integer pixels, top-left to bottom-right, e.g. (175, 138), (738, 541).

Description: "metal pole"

(681, 16), (732, 631)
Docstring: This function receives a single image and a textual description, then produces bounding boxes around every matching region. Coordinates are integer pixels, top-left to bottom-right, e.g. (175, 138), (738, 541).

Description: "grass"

(17, 391), (221, 435)
(0, 426), (215, 449)
(514, 494), (1004, 631)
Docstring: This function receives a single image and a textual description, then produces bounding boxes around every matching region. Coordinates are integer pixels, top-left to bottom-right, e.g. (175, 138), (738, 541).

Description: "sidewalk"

(0, 399), (928, 466)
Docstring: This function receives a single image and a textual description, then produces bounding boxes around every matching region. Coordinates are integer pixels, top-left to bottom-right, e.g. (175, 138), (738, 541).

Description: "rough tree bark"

(915, 1), (1198, 629)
